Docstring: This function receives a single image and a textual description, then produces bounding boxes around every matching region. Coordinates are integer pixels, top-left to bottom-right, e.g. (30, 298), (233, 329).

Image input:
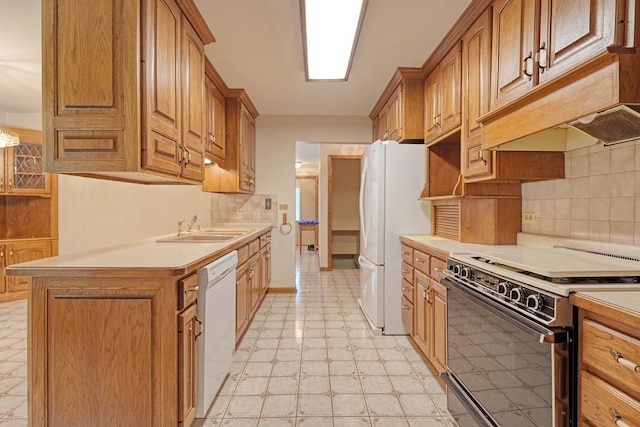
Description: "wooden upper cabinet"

(424, 43), (462, 145)
(490, 0), (537, 110)
(0, 128), (52, 196)
(202, 89), (259, 194)
(369, 67), (425, 143)
(462, 7), (493, 178)
(491, 0), (626, 111)
(204, 59), (227, 164)
(42, 0), (214, 184)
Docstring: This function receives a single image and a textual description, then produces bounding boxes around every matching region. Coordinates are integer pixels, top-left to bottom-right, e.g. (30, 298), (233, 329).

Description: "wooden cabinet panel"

(580, 371), (640, 427)
(178, 272), (198, 310)
(0, 245), (5, 294)
(401, 245), (414, 264)
(236, 262), (250, 343)
(490, 0), (537, 110)
(239, 103), (256, 192)
(179, 15), (206, 182)
(39, 286), (170, 426)
(431, 278), (447, 373)
(414, 250), (430, 276)
(462, 7), (494, 179)
(414, 270), (430, 355)
(424, 44), (461, 145)
(401, 296), (414, 336)
(369, 68), (425, 143)
(178, 302), (198, 426)
(401, 262), (414, 286)
(260, 243), (271, 298)
(6, 240), (52, 292)
(43, 0), (212, 184)
(248, 253), (260, 316)
(538, 0), (620, 85)
(204, 64), (226, 163)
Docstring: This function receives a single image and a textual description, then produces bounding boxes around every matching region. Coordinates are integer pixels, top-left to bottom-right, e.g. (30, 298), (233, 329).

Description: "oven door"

(441, 277), (572, 427)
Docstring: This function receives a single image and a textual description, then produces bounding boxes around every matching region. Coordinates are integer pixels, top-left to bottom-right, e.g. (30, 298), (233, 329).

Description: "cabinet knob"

(185, 285), (199, 294)
(609, 408), (631, 427)
(610, 349), (640, 373)
(523, 51), (534, 80)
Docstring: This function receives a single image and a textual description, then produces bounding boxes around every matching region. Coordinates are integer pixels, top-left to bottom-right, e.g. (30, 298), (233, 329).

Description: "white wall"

(255, 115), (371, 286)
(58, 175), (211, 253)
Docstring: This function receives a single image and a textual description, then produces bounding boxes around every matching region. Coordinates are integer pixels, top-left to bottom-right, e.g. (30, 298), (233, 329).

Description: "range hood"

(568, 105), (640, 146)
(492, 105), (640, 152)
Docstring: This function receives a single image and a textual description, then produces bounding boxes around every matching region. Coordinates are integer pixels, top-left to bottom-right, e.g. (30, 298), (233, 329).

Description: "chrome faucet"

(177, 219), (185, 236)
(187, 215), (200, 233)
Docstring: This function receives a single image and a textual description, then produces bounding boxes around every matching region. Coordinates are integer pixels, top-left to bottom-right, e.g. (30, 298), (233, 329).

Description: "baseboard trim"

(319, 267), (330, 271)
(267, 287), (297, 294)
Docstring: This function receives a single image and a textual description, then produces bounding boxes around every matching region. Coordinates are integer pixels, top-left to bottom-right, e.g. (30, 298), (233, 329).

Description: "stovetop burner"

(470, 255), (640, 285)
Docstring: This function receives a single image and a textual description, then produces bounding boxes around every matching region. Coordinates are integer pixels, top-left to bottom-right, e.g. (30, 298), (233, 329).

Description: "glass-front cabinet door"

(5, 143), (51, 195)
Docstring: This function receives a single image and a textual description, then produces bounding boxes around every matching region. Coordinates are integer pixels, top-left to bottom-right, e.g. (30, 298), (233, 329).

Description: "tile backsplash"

(522, 140), (640, 244)
(210, 193), (278, 226)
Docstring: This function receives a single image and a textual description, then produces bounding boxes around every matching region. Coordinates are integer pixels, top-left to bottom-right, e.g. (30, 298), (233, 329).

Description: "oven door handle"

(442, 277), (569, 345)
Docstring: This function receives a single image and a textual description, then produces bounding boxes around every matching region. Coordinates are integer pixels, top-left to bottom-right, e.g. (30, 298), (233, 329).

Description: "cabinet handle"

(523, 51), (534, 80)
(0, 177), (3, 188)
(194, 318), (203, 339)
(609, 408), (631, 427)
(416, 258), (425, 263)
(479, 149), (487, 166)
(402, 286), (410, 292)
(402, 305), (411, 310)
(433, 267), (442, 272)
(610, 350), (640, 372)
(402, 269), (410, 274)
(8, 179), (12, 189)
(402, 251), (410, 255)
(536, 42), (547, 73)
(185, 285), (200, 294)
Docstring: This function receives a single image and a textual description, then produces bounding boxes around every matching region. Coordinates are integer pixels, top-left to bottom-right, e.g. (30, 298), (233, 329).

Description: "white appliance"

(195, 250), (238, 418)
(358, 140), (429, 335)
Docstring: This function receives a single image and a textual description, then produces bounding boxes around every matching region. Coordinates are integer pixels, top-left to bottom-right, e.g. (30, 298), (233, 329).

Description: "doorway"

(328, 155), (361, 270)
(295, 175), (318, 252)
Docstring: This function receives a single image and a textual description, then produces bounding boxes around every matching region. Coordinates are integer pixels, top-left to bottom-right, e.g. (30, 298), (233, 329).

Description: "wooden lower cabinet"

(178, 302), (199, 426)
(235, 231), (272, 344)
(0, 239), (54, 302)
(401, 240), (448, 374)
(29, 276), (181, 426)
(571, 293), (640, 427)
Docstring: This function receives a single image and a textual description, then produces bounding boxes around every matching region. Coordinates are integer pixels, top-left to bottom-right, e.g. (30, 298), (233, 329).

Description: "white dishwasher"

(195, 250), (238, 418)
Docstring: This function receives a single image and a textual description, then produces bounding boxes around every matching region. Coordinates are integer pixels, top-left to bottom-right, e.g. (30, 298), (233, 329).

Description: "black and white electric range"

(440, 240), (640, 427)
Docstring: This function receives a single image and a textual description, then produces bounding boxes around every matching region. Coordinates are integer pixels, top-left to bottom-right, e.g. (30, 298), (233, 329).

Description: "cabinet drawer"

(401, 262), (414, 284)
(580, 371), (640, 427)
(179, 273), (199, 310)
(401, 245), (414, 264)
(259, 232), (271, 248)
(401, 278), (414, 304)
(237, 244), (249, 265)
(248, 238), (260, 256)
(430, 257), (447, 281)
(401, 296), (414, 336)
(414, 250), (430, 275)
(582, 318), (640, 399)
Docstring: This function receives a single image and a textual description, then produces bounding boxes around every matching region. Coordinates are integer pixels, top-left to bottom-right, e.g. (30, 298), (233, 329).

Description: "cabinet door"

(431, 279), (447, 373)
(0, 149), (4, 193)
(377, 108), (389, 140)
(260, 244), (271, 298)
(0, 245), (6, 294)
(249, 254), (260, 316)
(205, 75), (226, 162)
(414, 271), (430, 355)
(239, 104), (256, 193)
(491, 0), (537, 110)
(538, 0), (619, 84)
(180, 16), (205, 181)
(386, 87), (402, 141)
(439, 44), (462, 135)
(178, 303), (198, 427)
(142, 0), (182, 176)
(401, 296), (414, 336)
(235, 263), (249, 343)
(462, 7), (494, 179)
(424, 71), (440, 142)
(7, 241), (52, 292)
(6, 143), (51, 195)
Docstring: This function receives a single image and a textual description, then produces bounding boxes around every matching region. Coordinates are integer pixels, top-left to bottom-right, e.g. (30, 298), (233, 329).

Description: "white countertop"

(400, 235), (498, 255)
(6, 223), (272, 274)
(575, 291), (640, 314)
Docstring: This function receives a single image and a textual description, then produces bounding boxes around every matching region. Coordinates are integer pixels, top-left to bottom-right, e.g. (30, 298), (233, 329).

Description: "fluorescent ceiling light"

(0, 128), (20, 148)
(301, 0), (368, 81)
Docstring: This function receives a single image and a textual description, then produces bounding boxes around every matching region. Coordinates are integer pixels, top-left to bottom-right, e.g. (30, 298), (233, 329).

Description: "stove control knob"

(460, 267), (471, 278)
(497, 281), (512, 296)
(510, 287), (526, 303)
(452, 264), (462, 275)
(526, 294), (545, 311)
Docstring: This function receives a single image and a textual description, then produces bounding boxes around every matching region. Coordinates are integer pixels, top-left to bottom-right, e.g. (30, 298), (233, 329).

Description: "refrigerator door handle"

(358, 254), (376, 271)
(359, 156), (368, 246)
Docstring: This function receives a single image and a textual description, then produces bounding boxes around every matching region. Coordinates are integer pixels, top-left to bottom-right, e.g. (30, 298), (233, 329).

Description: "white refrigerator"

(358, 140), (430, 335)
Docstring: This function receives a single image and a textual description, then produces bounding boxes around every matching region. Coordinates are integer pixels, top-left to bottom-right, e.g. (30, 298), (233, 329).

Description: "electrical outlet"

(522, 212), (536, 224)
(265, 198), (272, 210)
(237, 208), (245, 215)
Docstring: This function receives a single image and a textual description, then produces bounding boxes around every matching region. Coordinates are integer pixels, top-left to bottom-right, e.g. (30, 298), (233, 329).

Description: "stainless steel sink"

(157, 228), (254, 243)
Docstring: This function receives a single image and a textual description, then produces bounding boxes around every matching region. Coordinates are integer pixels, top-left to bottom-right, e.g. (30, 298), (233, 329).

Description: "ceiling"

(0, 0), (472, 162)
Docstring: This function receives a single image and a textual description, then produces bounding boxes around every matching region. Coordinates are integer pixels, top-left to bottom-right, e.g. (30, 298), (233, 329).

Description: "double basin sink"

(157, 227), (254, 243)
